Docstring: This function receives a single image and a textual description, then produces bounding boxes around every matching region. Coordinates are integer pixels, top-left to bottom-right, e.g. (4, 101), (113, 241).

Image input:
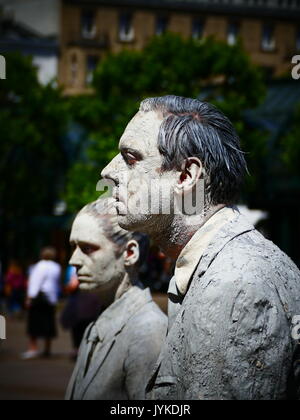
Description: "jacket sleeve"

(124, 308), (167, 400)
(183, 263), (294, 400)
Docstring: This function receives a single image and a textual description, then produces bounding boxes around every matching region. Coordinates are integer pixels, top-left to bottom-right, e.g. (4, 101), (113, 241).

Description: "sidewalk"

(0, 311), (75, 400)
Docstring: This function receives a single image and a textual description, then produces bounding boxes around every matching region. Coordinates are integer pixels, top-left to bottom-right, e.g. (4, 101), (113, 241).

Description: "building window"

(156, 16), (169, 36)
(192, 19), (205, 40)
(86, 55), (99, 85)
(261, 24), (276, 52)
(119, 13), (134, 42)
(70, 53), (78, 87)
(81, 10), (96, 39)
(227, 22), (239, 46)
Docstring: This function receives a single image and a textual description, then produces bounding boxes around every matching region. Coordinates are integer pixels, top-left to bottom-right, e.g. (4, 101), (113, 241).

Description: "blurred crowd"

(0, 245), (172, 361)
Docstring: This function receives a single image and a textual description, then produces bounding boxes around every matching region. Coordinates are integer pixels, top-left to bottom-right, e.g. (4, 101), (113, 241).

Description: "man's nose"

(69, 248), (83, 269)
(101, 154), (120, 181)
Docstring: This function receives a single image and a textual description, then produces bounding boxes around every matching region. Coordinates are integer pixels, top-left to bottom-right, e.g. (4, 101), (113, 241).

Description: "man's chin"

(78, 282), (97, 292)
(117, 214), (133, 230)
(116, 213), (149, 232)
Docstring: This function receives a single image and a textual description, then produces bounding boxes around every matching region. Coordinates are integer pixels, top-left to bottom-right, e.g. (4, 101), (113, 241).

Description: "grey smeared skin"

(102, 111), (224, 261)
(69, 212), (132, 307)
(67, 211), (168, 400)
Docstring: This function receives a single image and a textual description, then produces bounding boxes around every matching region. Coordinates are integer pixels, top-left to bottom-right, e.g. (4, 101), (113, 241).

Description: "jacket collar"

(168, 210), (255, 299)
(195, 211), (255, 281)
(174, 206), (238, 295)
(89, 286), (153, 344)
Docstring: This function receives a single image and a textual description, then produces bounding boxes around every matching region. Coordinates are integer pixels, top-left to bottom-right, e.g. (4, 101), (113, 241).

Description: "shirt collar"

(174, 206), (239, 296)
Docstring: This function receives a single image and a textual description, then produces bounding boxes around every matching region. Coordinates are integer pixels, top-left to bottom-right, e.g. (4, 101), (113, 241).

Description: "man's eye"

(82, 246), (97, 254)
(126, 153), (137, 166)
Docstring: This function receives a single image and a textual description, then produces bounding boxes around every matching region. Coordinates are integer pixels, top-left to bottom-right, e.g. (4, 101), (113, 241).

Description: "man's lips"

(112, 187), (119, 200)
(112, 188), (125, 203)
(77, 275), (92, 281)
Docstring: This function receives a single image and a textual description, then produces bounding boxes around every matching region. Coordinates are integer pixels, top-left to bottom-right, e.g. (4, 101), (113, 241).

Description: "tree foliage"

(281, 104), (300, 175)
(64, 34), (267, 211)
(0, 52), (69, 260)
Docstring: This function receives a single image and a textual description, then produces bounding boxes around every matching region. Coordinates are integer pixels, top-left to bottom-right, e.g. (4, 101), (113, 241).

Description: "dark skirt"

(27, 296), (57, 339)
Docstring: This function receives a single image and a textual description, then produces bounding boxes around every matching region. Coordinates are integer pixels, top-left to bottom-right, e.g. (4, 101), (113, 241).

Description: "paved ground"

(0, 311), (75, 400)
(0, 293), (167, 401)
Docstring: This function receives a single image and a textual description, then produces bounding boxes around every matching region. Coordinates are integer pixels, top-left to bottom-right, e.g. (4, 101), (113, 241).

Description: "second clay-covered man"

(65, 198), (167, 400)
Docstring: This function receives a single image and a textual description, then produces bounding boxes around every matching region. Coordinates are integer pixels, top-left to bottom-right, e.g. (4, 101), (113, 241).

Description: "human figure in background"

(65, 198), (167, 400)
(61, 265), (101, 360)
(4, 259), (27, 316)
(22, 247), (61, 360)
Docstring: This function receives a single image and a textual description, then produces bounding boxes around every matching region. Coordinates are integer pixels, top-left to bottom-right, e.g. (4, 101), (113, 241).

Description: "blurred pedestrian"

(4, 259), (27, 315)
(21, 247), (61, 360)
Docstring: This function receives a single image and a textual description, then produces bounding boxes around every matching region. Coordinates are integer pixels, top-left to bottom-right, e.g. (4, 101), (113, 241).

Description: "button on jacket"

(66, 286), (167, 400)
(146, 211), (300, 400)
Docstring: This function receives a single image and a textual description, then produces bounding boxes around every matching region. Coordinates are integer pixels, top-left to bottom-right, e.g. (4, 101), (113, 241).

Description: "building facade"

(0, 0), (60, 37)
(0, 14), (59, 85)
(0, 0), (60, 85)
(59, 0), (300, 94)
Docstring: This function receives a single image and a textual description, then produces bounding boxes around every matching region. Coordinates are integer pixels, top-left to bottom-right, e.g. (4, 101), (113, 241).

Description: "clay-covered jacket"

(66, 286), (167, 400)
(146, 213), (300, 400)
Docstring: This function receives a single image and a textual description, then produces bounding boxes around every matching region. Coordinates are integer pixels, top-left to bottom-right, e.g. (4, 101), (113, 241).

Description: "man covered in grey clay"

(101, 95), (300, 400)
(65, 198), (167, 400)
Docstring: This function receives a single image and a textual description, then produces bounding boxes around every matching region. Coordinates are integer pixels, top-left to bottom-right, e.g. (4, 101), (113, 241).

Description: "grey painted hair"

(140, 95), (247, 205)
(79, 198), (149, 264)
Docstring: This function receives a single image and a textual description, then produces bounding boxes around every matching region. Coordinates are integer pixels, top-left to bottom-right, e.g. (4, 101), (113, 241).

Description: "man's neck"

(95, 273), (133, 309)
(152, 204), (226, 260)
(114, 273), (133, 301)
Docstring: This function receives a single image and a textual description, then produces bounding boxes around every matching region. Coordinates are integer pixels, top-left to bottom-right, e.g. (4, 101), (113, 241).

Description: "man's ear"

(174, 157), (203, 196)
(124, 240), (140, 267)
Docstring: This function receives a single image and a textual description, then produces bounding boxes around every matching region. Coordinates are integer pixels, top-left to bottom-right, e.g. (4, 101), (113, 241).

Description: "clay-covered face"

(69, 213), (125, 292)
(101, 111), (176, 233)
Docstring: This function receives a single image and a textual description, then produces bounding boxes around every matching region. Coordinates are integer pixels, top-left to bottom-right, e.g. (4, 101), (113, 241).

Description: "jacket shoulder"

(207, 228), (300, 285)
(124, 300), (167, 342)
(189, 228), (300, 316)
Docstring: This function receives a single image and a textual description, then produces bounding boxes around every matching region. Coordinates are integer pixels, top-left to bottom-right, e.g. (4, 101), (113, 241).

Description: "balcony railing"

(67, 0), (300, 9)
(68, 33), (109, 49)
(161, 0), (300, 8)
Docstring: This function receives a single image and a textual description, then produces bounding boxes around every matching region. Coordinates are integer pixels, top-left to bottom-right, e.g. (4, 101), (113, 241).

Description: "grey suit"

(66, 287), (167, 400)
(146, 213), (300, 400)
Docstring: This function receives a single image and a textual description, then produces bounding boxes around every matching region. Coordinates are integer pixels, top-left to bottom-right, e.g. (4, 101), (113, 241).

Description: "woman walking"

(22, 247), (61, 360)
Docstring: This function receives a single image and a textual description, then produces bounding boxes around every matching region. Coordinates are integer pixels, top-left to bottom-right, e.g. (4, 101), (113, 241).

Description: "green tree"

(64, 34), (267, 211)
(0, 52), (69, 262)
(281, 104), (300, 175)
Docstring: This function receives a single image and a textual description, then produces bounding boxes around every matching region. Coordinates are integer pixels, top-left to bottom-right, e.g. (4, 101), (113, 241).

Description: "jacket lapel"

(191, 212), (255, 292)
(80, 338), (117, 399)
(65, 323), (94, 400)
(79, 287), (153, 399)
